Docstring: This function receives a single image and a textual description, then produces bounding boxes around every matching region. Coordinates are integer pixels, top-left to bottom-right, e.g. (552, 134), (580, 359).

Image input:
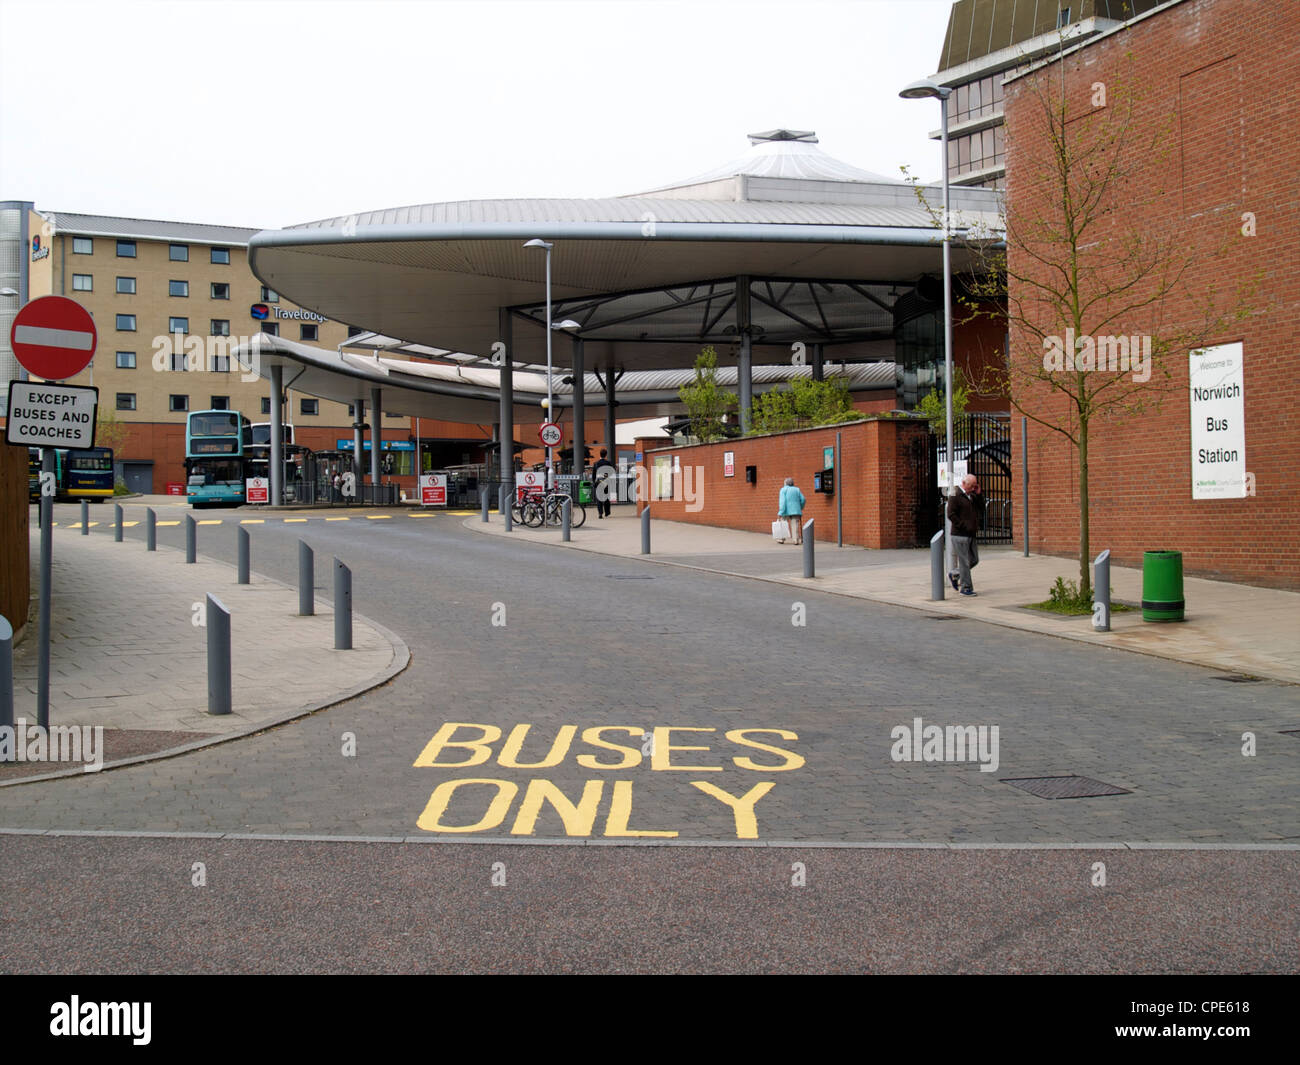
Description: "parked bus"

(186, 410), (251, 507)
(28, 446), (115, 502)
(250, 422), (294, 446)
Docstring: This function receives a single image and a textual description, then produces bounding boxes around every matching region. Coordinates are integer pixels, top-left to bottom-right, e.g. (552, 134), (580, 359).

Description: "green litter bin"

(1142, 550), (1185, 622)
(577, 480), (594, 505)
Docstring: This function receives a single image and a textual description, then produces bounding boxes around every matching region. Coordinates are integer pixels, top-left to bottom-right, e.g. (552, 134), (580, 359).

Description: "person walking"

(947, 474), (985, 596)
(778, 477), (806, 545)
(592, 448), (616, 518)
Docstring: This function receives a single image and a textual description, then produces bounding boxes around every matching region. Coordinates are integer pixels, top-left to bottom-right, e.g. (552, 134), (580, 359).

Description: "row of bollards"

(82, 509), (356, 718)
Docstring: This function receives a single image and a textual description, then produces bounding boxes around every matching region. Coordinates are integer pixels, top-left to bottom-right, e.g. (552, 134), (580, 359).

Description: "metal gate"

(933, 413), (1012, 544)
(909, 433), (940, 547)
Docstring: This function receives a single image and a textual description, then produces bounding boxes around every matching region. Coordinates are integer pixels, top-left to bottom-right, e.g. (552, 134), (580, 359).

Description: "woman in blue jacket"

(778, 477), (806, 545)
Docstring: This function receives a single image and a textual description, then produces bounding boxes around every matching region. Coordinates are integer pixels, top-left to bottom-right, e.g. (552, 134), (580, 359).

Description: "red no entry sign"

(10, 296), (98, 380)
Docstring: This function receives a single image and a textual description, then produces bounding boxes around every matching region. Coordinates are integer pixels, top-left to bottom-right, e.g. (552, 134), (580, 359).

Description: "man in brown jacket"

(947, 474), (985, 596)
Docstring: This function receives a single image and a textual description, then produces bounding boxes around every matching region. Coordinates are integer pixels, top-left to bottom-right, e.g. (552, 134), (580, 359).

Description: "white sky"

(0, 0), (954, 230)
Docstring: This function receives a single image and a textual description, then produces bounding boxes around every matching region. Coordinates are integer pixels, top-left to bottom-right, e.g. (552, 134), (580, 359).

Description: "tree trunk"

(1078, 417), (1091, 599)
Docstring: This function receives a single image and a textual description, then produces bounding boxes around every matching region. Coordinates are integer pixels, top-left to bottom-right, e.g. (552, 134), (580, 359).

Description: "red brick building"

(1003, 0), (1297, 589)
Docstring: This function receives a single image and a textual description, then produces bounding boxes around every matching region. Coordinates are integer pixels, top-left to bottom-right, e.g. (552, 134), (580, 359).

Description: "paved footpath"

(468, 508), (1300, 684)
(5, 509), (407, 781)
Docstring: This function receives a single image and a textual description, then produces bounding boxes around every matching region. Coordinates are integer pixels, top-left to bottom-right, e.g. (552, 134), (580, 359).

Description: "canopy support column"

(269, 363), (283, 509)
(812, 343), (824, 381)
(498, 308), (514, 492)
(369, 386), (382, 497)
(571, 336), (585, 472)
(352, 399), (364, 491)
(737, 275), (752, 433)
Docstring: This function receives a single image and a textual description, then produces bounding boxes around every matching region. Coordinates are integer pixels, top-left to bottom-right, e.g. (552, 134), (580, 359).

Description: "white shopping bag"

(772, 519), (786, 541)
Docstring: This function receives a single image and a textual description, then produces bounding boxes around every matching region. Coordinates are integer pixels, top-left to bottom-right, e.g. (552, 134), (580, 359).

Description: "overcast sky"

(1, 0), (955, 230)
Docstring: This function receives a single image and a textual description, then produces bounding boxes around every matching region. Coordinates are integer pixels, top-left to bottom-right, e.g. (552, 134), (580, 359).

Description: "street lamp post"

(524, 239), (557, 489)
(900, 78), (956, 580)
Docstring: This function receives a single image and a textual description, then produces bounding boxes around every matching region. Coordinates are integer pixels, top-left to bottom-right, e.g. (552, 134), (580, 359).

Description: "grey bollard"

(237, 527), (250, 585)
(185, 515), (196, 563)
(81, 499), (89, 535)
(114, 503), (123, 542)
(930, 529), (946, 601)
(481, 485), (490, 523)
(334, 558), (352, 650)
(504, 489), (513, 532)
(562, 497), (572, 541)
(0, 613), (13, 732)
(802, 519), (815, 578)
(298, 540), (314, 616)
(146, 508), (156, 551)
(206, 594), (231, 716)
(1093, 549), (1111, 632)
(641, 506), (651, 554)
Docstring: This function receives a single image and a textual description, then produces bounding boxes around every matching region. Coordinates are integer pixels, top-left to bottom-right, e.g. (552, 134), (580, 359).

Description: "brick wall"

(1003, 0), (1298, 589)
(634, 417), (932, 549)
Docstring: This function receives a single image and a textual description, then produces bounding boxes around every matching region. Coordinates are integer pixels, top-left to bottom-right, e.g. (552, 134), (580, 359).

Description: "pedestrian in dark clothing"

(947, 474), (985, 595)
(592, 448), (616, 518)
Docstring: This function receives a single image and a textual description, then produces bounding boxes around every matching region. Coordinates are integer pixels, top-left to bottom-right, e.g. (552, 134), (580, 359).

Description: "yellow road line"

(240, 519), (265, 524)
(365, 515), (391, 520)
(284, 518), (308, 523)
(198, 520), (222, 525)
(325, 517), (350, 521)
(408, 513), (434, 518)
(122, 521), (140, 527)
(157, 521), (181, 526)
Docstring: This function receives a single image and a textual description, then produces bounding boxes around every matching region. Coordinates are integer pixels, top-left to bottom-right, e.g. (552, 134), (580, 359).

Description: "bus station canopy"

(247, 131), (1003, 373)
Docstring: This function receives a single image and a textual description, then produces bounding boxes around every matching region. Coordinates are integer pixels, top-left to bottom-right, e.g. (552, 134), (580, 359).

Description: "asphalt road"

(2, 501), (1297, 974)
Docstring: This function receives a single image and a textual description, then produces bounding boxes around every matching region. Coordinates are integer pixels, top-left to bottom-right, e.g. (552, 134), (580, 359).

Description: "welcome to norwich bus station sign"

(5, 381), (99, 449)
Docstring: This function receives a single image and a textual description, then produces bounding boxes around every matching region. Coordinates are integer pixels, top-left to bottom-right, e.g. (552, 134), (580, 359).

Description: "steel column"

(369, 385), (382, 496)
(270, 362), (284, 509)
(572, 336), (585, 472)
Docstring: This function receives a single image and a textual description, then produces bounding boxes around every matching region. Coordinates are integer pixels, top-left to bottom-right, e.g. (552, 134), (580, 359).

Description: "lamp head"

(899, 79), (951, 101)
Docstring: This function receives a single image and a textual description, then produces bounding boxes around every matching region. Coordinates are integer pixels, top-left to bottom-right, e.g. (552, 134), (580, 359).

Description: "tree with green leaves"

(678, 346), (736, 443)
(750, 375), (863, 434)
(915, 367), (969, 438)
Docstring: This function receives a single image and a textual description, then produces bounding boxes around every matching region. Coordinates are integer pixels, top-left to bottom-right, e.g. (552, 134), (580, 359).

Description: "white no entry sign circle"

(10, 296), (98, 380)
(539, 422), (563, 447)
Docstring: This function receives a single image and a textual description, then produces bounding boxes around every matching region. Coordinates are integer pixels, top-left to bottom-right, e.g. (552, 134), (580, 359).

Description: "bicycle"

(525, 490), (585, 529)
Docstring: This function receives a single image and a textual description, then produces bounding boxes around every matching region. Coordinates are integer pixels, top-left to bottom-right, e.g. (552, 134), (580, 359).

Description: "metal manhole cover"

(1001, 775), (1132, 799)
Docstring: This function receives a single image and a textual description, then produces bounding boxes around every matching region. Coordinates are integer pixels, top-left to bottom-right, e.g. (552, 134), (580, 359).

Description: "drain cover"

(1002, 775), (1132, 799)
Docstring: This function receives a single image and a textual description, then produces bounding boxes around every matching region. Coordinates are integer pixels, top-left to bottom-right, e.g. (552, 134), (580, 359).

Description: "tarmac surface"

(2, 496), (1296, 973)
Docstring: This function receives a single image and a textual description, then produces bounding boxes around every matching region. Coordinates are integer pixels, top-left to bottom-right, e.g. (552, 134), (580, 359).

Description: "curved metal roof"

(247, 133), (1002, 372)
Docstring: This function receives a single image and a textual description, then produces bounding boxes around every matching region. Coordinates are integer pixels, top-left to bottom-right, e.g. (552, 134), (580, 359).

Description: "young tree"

(916, 366), (970, 439)
(678, 346), (735, 443)
(951, 49), (1253, 597)
(94, 406), (131, 454)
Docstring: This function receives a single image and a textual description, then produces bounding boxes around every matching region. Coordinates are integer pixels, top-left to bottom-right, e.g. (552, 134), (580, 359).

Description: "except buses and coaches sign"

(5, 381), (99, 448)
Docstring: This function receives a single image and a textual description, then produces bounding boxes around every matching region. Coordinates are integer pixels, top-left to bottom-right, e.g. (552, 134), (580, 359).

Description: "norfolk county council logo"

(250, 303), (270, 320)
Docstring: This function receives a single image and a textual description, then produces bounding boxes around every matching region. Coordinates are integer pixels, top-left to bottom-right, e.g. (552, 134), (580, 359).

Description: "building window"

(210, 396), (229, 410)
(169, 395), (189, 412)
(169, 317), (189, 333)
(261, 397), (271, 415)
(169, 351), (187, 372)
(211, 247), (230, 265)
(211, 282), (229, 300)
(117, 240), (136, 258)
(169, 280), (189, 297)
(73, 237), (93, 255)
(116, 276), (136, 294)
(260, 286), (279, 303)
(169, 243), (189, 262)
(116, 314), (136, 331)
(116, 393), (136, 411)
(210, 319), (230, 336)
(347, 325), (364, 337)
(116, 351), (136, 369)
(212, 353), (230, 372)
(301, 399), (319, 416)
(300, 324), (318, 342)
(1057, 6), (1071, 28)
(347, 404), (354, 417)
(261, 322), (279, 336)
(72, 273), (93, 291)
